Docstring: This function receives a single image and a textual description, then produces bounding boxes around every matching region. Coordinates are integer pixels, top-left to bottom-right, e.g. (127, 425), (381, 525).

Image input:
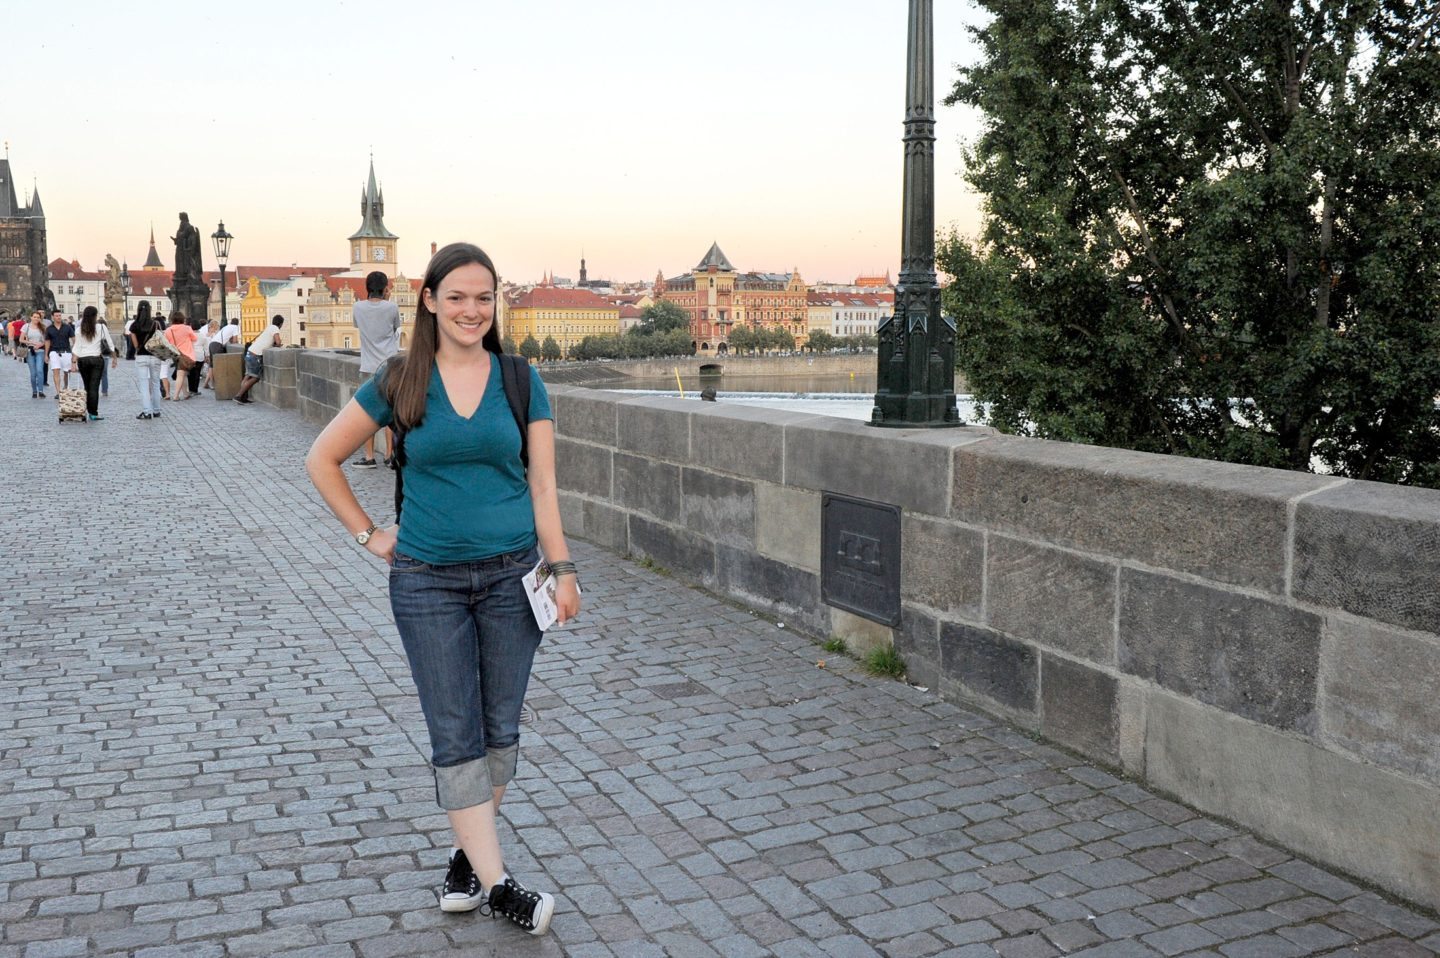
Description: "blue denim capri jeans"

(389, 544), (544, 810)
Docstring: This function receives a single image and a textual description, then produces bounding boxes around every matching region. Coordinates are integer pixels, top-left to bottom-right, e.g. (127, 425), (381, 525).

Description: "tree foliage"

(943, 0), (1440, 485)
(637, 299), (691, 335)
(519, 334), (541, 361)
(727, 326), (798, 354)
(541, 335), (562, 361)
(572, 329), (693, 360)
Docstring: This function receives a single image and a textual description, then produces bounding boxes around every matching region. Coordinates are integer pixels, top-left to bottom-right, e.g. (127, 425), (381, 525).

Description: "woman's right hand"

(365, 525), (398, 564)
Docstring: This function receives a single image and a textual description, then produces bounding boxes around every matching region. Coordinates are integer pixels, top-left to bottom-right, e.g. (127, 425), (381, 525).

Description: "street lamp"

(211, 220), (233, 332)
(870, 0), (960, 427)
(120, 262), (131, 324)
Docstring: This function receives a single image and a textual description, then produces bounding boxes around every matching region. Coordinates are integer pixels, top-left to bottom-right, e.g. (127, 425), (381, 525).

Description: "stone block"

(939, 622), (1039, 714)
(1321, 618), (1440, 783)
(827, 609), (892, 657)
(987, 536), (1117, 664)
(690, 404), (811, 484)
(900, 515), (983, 619)
(755, 483), (821, 572)
(1118, 569), (1321, 732)
(784, 417), (973, 517)
(895, 605), (941, 690)
(555, 437), (612, 500)
(613, 452), (680, 522)
(681, 469), (755, 547)
(1294, 480), (1440, 634)
(1143, 691), (1440, 913)
(629, 515), (714, 583)
(550, 387), (618, 446)
(715, 544), (823, 633)
(954, 437), (1331, 592)
(1042, 654), (1119, 762)
(617, 397), (690, 460)
(582, 499), (629, 553)
(558, 492), (586, 540)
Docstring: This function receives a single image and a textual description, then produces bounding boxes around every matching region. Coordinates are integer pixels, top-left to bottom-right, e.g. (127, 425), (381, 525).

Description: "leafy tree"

(728, 327), (757, 354)
(637, 299), (691, 335)
(806, 330), (838, 353)
(541, 336), (562, 362)
(519, 334), (541, 362)
(944, 0), (1440, 485)
(501, 334), (518, 355)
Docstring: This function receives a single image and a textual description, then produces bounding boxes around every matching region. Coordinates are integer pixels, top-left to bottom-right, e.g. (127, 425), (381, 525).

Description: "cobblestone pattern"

(2, 359), (1436, 957)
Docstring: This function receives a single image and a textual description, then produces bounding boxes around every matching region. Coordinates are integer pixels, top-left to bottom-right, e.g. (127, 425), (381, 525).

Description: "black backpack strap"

(498, 353), (531, 471)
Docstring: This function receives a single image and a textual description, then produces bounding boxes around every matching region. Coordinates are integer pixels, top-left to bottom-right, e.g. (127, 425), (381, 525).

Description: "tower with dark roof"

(0, 152), (51, 321)
(348, 158), (398, 277)
(142, 225), (165, 270)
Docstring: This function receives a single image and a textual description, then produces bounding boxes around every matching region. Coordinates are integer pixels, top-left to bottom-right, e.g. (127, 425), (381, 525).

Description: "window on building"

(343, 337), (352, 348)
(298, 305), (304, 314)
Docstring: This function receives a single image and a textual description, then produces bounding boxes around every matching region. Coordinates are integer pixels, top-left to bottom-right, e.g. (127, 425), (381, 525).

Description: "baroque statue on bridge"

(171, 212), (203, 287)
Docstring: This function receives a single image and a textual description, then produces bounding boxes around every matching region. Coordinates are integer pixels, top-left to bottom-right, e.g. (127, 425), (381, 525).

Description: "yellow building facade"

(504, 285), (619, 354)
(240, 276), (267, 342)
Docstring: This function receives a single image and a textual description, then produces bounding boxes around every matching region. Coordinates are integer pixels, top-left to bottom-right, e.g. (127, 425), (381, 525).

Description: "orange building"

(854, 270), (892, 289)
(656, 242), (808, 352)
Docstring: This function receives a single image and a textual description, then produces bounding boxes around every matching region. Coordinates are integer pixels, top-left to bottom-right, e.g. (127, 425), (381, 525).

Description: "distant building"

(505, 282), (620, 354)
(0, 153), (49, 324)
(854, 270), (892, 289)
(45, 259), (105, 324)
(657, 242), (809, 352)
(830, 291), (893, 339)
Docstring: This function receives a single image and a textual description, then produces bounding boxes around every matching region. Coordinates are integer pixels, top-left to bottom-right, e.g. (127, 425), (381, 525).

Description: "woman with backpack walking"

(306, 242), (578, 939)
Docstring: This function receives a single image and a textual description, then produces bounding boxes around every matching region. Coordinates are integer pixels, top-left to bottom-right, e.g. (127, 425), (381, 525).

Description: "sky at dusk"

(9, 1), (987, 285)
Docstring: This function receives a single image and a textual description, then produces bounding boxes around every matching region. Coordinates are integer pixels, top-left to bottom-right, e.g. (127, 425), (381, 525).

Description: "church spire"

(349, 157), (397, 241)
(143, 223), (165, 270)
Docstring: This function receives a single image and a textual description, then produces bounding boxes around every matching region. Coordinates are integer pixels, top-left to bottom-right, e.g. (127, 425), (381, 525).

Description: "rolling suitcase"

(57, 388), (87, 423)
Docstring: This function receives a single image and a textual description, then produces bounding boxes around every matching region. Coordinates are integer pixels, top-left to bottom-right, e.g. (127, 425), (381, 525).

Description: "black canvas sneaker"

(440, 849), (484, 913)
(480, 874), (554, 936)
(351, 457), (378, 469)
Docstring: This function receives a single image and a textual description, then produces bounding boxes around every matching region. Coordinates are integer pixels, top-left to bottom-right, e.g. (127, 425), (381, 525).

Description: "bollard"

(212, 352), (243, 400)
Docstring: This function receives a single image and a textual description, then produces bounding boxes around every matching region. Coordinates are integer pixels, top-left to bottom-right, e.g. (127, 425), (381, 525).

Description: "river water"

(589, 371), (982, 423)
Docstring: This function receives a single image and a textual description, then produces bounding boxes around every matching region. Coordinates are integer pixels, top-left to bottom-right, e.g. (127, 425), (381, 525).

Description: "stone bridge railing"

(266, 347), (1440, 912)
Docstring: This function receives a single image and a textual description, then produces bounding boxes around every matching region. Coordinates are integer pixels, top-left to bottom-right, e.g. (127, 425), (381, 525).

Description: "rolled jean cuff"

(433, 745), (519, 810)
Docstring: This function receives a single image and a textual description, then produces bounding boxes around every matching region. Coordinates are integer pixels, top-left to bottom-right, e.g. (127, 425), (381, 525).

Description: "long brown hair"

(382, 242), (502, 430)
(80, 305), (99, 340)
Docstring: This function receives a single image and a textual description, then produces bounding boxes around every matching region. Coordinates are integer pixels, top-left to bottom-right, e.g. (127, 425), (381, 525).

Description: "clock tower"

(348, 158), (398, 277)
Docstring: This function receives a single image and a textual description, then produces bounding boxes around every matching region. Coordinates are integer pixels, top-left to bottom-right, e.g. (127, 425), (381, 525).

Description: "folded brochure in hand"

(523, 557), (578, 631)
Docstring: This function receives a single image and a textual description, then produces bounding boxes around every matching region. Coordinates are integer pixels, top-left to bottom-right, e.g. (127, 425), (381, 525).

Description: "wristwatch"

(355, 524), (378, 546)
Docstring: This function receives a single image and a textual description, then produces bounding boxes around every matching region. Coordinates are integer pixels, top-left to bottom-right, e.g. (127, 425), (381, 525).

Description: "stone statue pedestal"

(168, 283), (211, 328)
(105, 300), (124, 327)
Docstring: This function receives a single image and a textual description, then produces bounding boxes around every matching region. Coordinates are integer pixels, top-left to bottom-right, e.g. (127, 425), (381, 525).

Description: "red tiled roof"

(619, 304), (642, 318)
(235, 265), (347, 281)
(508, 286), (618, 311)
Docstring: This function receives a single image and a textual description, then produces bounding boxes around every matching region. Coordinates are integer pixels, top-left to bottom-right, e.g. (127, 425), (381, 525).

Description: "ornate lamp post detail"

(120, 261), (131, 323)
(211, 220), (233, 331)
(871, 0), (960, 428)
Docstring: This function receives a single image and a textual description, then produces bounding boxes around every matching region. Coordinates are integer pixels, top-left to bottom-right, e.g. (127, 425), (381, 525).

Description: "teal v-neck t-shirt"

(353, 353), (552, 565)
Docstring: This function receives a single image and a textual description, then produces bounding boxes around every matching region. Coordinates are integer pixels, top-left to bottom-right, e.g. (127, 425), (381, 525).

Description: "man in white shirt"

(233, 315), (284, 405)
(350, 271), (401, 469)
(217, 320), (241, 348)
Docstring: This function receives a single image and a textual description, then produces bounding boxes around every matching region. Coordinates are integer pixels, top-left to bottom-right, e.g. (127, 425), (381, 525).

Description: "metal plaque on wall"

(821, 492), (902, 627)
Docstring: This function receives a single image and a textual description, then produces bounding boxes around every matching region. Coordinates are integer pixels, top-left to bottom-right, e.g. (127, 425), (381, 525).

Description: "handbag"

(145, 330), (180, 363)
(99, 326), (113, 358)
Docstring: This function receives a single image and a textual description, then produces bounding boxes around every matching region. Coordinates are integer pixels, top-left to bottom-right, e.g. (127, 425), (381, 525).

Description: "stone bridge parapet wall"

(285, 349), (1440, 912)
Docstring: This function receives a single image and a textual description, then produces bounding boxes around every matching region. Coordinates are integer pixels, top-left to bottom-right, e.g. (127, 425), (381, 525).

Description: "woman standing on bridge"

(72, 306), (117, 420)
(306, 242), (579, 939)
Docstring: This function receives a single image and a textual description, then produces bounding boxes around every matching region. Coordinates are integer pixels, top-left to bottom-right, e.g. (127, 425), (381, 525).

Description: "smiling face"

(423, 261), (497, 356)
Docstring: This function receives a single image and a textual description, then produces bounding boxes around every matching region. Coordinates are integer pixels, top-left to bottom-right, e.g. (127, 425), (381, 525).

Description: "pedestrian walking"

(199, 319), (218, 390)
(163, 313), (197, 401)
(306, 242), (578, 938)
(352, 270), (401, 468)
(128, 302), (163, 420)
(9, 316), (26, 362)
(233, 315), (283, 404)
(44, 309), (75, 394)
(72, 306), (118, 421)
(22, 311), (47, 397)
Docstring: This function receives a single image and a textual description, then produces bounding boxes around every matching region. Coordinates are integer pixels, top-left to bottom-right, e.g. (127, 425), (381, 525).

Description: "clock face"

(373, 248), (386, 262)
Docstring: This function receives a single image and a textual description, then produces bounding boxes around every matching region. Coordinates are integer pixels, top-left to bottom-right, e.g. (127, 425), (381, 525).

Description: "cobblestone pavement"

(2, 357), (1437, 958)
